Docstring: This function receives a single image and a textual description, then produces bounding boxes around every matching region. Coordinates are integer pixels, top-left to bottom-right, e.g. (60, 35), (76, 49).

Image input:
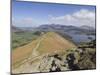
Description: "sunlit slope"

(12, 40), (38, 66)
(12, 32), (77, 68)
(37, 32), (77, 54)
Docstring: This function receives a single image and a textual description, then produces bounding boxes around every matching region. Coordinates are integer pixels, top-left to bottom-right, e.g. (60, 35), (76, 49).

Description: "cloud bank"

(49, 9), (95, 27)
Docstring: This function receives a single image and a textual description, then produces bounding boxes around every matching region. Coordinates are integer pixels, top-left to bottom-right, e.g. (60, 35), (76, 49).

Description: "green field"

(12, 31), (41, 49)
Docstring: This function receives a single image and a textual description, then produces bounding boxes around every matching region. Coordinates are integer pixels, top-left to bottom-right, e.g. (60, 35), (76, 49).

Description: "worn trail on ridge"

(13, 34), (47, 73)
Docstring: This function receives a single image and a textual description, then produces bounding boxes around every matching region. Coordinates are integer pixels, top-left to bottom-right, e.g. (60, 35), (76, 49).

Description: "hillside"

(12, 32), (77, 73)
(12, 38), (96, 74)
(36, 32), (76, 55)
(12, 39), (96, 74)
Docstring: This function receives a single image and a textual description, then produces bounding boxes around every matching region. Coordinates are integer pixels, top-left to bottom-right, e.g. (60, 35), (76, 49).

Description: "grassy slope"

(37, 32), (77, 55)
(12, 32), (39, 49)
(12, 32), (77, 69)
(12, 39), (38, 68)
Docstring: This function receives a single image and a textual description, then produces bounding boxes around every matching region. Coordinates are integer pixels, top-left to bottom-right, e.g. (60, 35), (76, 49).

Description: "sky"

(12, 0), (96, 27)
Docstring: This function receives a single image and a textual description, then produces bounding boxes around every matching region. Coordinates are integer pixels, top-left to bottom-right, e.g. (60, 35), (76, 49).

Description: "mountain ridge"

(12, 32), (76, 70)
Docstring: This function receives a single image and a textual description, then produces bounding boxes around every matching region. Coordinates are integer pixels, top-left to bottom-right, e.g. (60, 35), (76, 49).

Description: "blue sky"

(12, 0), (96, 27)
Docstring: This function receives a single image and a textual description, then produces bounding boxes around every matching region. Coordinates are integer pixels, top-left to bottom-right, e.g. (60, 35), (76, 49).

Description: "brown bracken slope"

(12, 32), (77, 69)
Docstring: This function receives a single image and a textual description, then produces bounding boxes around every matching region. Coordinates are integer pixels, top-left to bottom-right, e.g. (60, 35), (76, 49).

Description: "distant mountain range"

(12, 24), (95, 44)
(11, 25), (23, 32)
(35, 24), (95, 34)
(12, 24), (95, 34)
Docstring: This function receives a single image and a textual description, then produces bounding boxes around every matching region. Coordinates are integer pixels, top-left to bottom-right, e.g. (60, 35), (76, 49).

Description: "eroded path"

(12, 35), (46, 73)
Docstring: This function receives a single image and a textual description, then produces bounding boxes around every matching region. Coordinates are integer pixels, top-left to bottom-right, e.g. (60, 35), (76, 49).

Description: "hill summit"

(35, 32), (76, 55)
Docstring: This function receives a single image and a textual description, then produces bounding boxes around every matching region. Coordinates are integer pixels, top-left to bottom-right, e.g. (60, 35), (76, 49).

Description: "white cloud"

(49, 9), (95, 27)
